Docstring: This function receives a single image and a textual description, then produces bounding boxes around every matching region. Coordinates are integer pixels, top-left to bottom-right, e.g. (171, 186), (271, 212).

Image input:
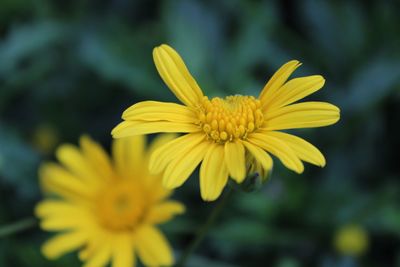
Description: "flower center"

(198, 95), (264, 143)
(96, 180), (145, 231)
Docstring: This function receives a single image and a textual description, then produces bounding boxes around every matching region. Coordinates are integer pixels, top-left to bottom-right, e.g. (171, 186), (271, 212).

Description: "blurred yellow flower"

(35, 134), (184, 267)
(32, 124), (59, 154)
(334, 224), (369, 257)
(112, 44), (340, 201)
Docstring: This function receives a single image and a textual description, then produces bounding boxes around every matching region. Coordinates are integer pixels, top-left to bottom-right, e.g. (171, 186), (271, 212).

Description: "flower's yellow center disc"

(198, 95), (263, 143)
(96, 180), (144, 231)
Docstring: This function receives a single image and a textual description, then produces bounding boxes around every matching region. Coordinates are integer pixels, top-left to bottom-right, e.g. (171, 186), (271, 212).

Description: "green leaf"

(0, 21), (68, 75)
(0, 124), (40, 199)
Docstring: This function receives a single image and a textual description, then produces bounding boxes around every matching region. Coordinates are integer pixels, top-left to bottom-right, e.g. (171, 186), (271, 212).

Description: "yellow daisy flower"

(334, 224), (369, 257)
(112, 44), (340, 201)
(35, 134), (184, 267)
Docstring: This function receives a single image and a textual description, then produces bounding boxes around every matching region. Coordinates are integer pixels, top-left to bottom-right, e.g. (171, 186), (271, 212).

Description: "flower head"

(334, 224), (369, 257)
(32, 124), (59, 154)
(112, 44), (340, 201)
(35, 134), (184, 267)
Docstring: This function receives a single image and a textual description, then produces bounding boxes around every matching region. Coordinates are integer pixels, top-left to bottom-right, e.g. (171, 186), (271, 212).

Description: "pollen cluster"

(198, 95), (264, 143)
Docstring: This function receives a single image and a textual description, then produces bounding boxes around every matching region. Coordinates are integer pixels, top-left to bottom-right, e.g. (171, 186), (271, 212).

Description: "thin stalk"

(0, 217), (37, 238)
(175, 188), (234, 267)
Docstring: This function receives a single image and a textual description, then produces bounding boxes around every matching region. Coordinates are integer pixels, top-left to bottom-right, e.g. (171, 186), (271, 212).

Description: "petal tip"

(291, 59), (301, 65)
(79, 134), (92, 147)
(153, 44), (164, 51)
(286, 60), (302, 68)
(315, 75), (326, 85)
(294, 164), (305, 174)
(231, 173), (246, 184)
(200, 188), (221, 202)
(201, 195), (217, 202)
(175, 203), (186, 214)
(162, 177), (179, 190)
(317, 156), (327, 168)
(110, 127), (119, 138)
(42, 244), (59, 260)
(153, 44), (171, 55)
(111, 123), (128, 138)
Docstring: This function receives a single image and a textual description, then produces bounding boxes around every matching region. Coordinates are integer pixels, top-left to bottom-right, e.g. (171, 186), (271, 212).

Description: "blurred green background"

(1, 0), (400, 266)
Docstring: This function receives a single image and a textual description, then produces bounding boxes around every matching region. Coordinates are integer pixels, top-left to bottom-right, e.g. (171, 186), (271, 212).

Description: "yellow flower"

(334, 224), (369, 257)
(32, 124), (59, 154)
(112, 44), (340, 201)
(35, 134), (184, 267)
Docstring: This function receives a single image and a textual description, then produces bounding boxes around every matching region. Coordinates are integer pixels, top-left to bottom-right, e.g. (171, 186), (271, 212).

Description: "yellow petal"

(149, 133), (204, 174)
(39, 163), (95, 200)
(146, 184), (172, 204)
(36, 201), (90, 230)
(265, 131), (326, 167)
(163, 140), (209, 189)
(200, 144), (229, 201)
(242, 141), (273, 171)
(266, 75), (325, 111)
(42, 231), (87, 259)
(36, 200), (82, 218)
(56, 144), (98, 184)
(78, 230), (108, 261)
(111, 120), (199, 138)
(143, 134), (178, 191)
(112, 234), (135, 267)
(259, 60), (301, 107)
(146, 133), (177, 161)
(80, 135), (114, 181)
(249, 133), (304, 173)
(145, 201), (185, 224)
(224, 141), (246, 183)
(153, 44), (204, 107)
(135, 225), (173, 266)
(40, 217), (89, 231)
(122, 101), (197, 123)
(264, 102), (340, 130)
(83, 242), (111, 267)
(112, 135), (145, 179)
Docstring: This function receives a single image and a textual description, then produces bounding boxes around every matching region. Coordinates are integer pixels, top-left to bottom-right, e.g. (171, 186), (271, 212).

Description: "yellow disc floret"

(198, 95), (263, 143)
(96, 180), (145, 231)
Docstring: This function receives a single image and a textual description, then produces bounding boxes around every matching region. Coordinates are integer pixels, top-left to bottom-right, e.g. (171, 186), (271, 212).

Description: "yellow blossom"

(32, 124), (59, 154)
(112, 44), (340, 201)
(334, 224), (369, 257)
(35, 134), (184, 267)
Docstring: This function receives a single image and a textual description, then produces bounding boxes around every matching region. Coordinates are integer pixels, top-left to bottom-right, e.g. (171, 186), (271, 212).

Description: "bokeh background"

(1, 0), (400, 266)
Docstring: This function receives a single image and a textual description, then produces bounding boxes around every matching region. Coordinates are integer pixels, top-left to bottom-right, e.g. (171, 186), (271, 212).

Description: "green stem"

(175, 188), (234, 267)
(0, 217), (37, 238)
